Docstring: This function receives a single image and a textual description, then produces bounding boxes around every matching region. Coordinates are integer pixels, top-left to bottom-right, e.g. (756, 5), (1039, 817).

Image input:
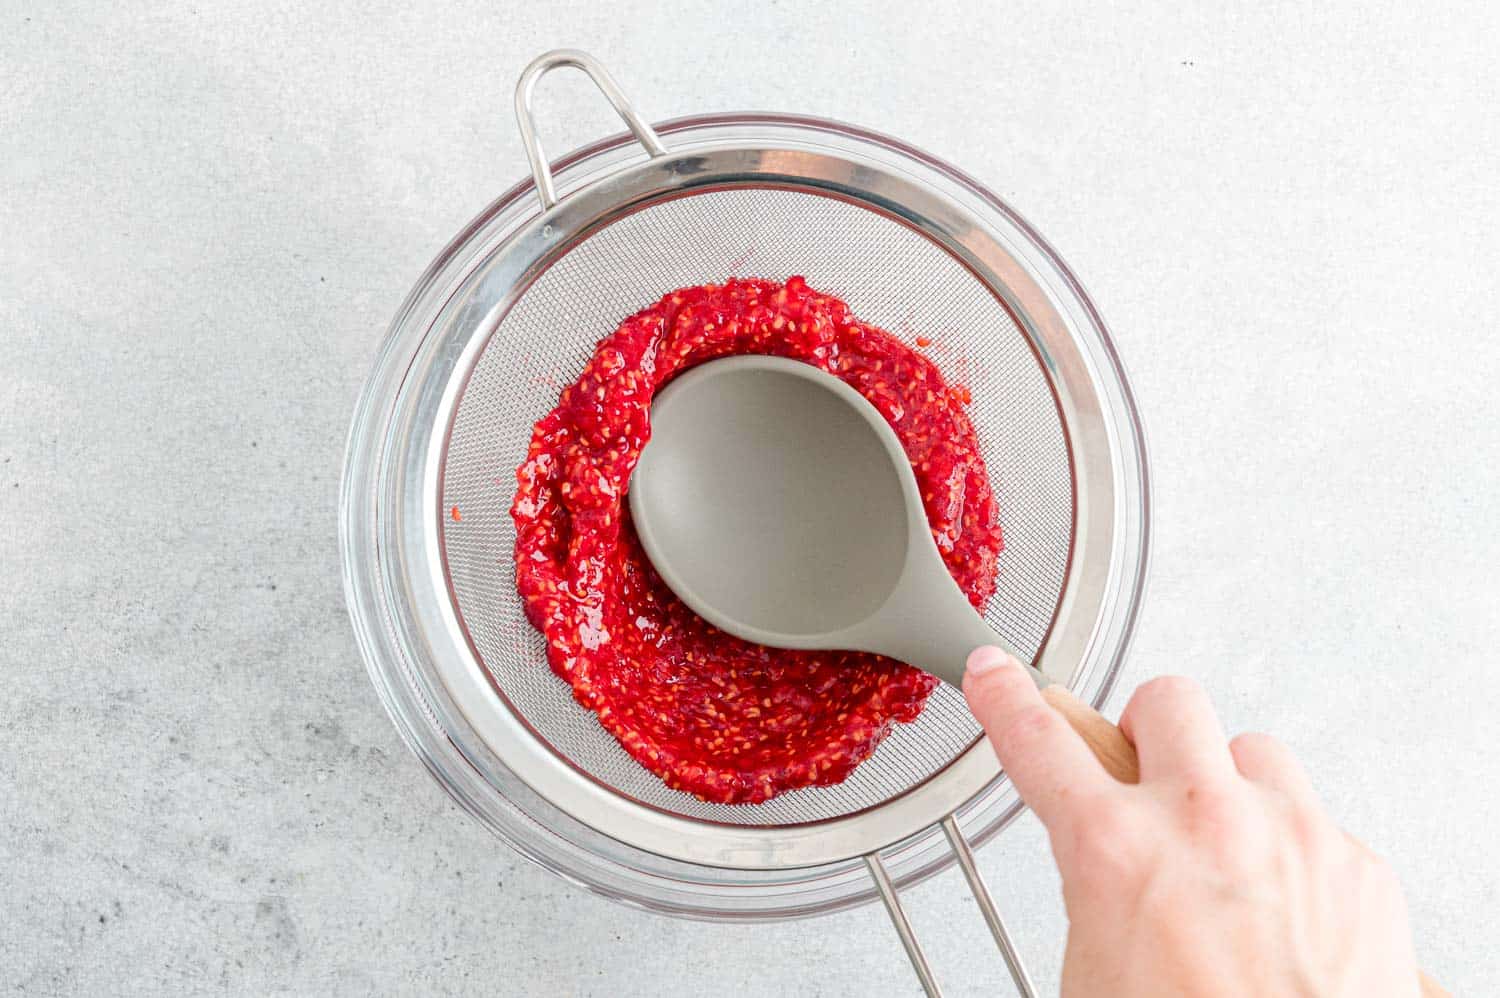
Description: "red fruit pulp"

(510, 277), (1002, 803)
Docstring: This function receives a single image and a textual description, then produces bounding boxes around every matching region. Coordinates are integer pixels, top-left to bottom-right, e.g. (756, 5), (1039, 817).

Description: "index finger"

(962, 647), (1118, 830)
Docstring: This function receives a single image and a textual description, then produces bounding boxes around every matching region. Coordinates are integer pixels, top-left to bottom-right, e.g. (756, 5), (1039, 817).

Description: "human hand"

(962, 647), (1426, 998)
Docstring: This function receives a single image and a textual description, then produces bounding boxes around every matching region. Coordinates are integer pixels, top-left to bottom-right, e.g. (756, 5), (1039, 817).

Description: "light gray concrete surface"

(3, 1), (1497, 994)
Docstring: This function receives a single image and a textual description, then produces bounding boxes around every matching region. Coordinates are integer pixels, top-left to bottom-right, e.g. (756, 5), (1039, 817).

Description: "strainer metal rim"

(417, 144), (1118, 869)
(341, 110), (1150, 916)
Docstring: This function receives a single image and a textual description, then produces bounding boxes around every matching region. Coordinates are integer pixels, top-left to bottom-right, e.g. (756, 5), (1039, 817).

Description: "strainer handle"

(513, 49), (668, 211)
(866, 817), (1037, 998)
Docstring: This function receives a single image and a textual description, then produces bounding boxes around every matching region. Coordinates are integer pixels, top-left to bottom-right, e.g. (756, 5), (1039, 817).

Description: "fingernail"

(966, 645), (1020, 677)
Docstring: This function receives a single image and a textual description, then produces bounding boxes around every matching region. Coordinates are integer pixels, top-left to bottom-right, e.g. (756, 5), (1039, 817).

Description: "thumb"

(962, 646), (1114, 828)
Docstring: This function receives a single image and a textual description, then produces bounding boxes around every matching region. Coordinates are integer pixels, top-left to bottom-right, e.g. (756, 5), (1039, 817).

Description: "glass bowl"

(339, 112), (1151, 920)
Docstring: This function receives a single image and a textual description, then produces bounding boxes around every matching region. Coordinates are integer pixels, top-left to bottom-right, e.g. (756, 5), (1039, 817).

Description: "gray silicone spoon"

(629, 356), (1457, 997)
(629, 354), (1139, 781)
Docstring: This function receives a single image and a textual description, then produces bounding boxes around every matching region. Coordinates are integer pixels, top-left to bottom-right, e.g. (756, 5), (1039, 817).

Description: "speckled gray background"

(3, 1), (1497, 995)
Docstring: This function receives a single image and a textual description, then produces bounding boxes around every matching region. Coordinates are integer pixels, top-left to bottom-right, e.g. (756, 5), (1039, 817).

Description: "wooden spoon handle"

(1040, 685), (1140, 783)
(1039, 685), (1448, 997)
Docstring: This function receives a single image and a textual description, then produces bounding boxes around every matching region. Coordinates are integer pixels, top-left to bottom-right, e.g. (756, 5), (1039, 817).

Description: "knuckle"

(1070, 795), (1138, 854)
(1139, 675), (1203, 703)
(1179, 783), (1256, 853)
(1127, 677), (1205, 723)
(1182, 781), (1243, 820)
(1064, 809), (1145, 886)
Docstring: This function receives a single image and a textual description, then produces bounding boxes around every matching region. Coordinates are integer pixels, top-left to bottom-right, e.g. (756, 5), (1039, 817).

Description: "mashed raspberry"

(511, 277), (1001, 803)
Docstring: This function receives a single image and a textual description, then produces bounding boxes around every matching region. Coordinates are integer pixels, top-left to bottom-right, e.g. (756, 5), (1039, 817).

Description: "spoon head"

(628, 356), (916, 646)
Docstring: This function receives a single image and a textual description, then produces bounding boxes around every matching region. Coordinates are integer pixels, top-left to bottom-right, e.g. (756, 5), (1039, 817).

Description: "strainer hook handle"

(866, 815), (1038, 997)
(514, 49), (668, 211)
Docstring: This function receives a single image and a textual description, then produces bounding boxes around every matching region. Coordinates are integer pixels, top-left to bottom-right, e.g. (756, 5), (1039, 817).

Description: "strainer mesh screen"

(442, 188), (1072, 826)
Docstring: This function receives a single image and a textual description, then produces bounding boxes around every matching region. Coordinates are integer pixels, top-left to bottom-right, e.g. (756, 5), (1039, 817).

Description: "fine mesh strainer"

(341, 50), (1150, 996)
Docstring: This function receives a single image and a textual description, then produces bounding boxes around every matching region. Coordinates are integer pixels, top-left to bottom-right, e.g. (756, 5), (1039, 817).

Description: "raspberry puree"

(510, 277), (1002, 803)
